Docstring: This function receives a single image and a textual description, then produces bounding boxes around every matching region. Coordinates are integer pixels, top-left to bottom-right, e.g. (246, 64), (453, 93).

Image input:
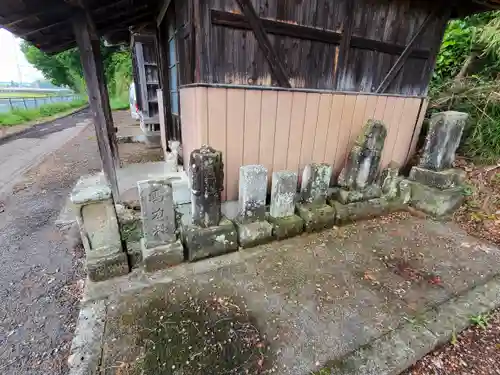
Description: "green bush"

(0, 113), (25, 126)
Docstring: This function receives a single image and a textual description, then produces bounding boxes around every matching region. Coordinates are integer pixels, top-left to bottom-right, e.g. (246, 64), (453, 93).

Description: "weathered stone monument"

(267, 171), (304, 240)
(329, 120), (404, 223)
(182, 145), (238, 261)
(235, 165), (274, 248)
(71, 175), (129, 281)
(405, 111), (468, 217)
(296, 163), (336, 232)
(335, 119), (386, 203)
(137, 178), (183, 272)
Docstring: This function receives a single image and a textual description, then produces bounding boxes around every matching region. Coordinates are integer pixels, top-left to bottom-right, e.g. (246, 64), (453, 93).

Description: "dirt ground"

(0, 120), (101, 375)
(112, 110), (164, 166)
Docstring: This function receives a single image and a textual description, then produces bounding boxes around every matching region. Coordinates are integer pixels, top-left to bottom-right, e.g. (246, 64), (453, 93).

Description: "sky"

(0, 28), (44, 83)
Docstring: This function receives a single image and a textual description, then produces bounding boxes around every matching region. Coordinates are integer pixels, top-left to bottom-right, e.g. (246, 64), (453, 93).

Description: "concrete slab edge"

(67, 300), (107, 375)
(321, 275), (500, 375)
(0, 105), (89, 145)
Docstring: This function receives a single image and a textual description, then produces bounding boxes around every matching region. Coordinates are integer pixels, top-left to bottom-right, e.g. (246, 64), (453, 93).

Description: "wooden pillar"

(72, 10), (120, 198)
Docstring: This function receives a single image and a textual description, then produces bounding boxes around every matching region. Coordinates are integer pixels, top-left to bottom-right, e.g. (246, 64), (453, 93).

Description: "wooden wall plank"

(226, 88), (245, 201)
(194, 86), (208, 145)
(324, 94), (345, 167)
(363, 95), (378, 122)
(406, 98), (428, 163)
(391, 97), (422, 166)
(243, 90), (262, 165)
(373, 95), (388, 121)
(207, 87), (228, 200)
(333, 94), (357, 175)
(299, 92), (321, 171)
(312, 93), (333, 163)
(259, 90), (278, 177)
(380, 96), (405, 168)
(346, 94), (368, 151)
(273, 91), (294, 173)
(286, 91), (307, 172)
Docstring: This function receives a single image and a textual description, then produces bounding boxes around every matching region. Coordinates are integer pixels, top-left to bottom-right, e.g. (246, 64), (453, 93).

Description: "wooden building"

(2, 0), (498, 200)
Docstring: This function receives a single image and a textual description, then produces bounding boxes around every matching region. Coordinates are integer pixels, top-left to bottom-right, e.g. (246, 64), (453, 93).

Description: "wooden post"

(72, 9), (120, 198)
(334, 1), (355, 90)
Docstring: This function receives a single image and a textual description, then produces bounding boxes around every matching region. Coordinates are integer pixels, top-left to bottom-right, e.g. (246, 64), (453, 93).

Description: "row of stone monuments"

(71, 111), (469, 281)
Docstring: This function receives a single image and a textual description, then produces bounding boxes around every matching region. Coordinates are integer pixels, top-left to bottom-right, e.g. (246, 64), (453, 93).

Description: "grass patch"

(0, 98), (87, 127)
(0, 92), (59, 98)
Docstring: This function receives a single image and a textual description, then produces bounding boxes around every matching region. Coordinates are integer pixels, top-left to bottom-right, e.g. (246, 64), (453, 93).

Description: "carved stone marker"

(419, 111), (469, 171)
(71, 175), (129, 281)
(239, 165), (268, 222)
(296, 164), (335, 232)
(268, 171), (304, 240)
(405, 111), (469, 218)
(338, 119), (386, 192)
(138, 178), (183, 272)
(138, 179), (176, 248)
(236, 165), (273, 248)
(190, 145), (223, 228)
(183, 145), (238, 261)
(300, 163), (332, 205)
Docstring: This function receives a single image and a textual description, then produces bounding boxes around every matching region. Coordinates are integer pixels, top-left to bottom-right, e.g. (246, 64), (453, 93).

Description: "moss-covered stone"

(331, 185), (382, 204)
(117, 204), (143, 243)
(267, 214), (304, 240)
(296, 203), (336, 233)
(140, 239), (184, 273)
(409, 167), (466, 189)
(236, 220), (274, 249)
(86, 252), (129, 282)
(182, 218), (238, 261)
(125, 241), (143, 269)
(404, 180), (464, 218)
(329, 198), (406, 225)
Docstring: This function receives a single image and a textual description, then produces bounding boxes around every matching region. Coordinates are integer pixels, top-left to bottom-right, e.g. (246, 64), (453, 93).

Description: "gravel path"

(0, 113), (100, 375)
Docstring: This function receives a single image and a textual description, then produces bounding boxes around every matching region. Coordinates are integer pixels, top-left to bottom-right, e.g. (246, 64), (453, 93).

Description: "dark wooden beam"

(334, 1), (355, 90)
(376, 9), (438, 93)
(211, 10), (430, 59)
(20, 19), (69, 37)
(233, 0), (291, 87)
(72, 9), (120, 198)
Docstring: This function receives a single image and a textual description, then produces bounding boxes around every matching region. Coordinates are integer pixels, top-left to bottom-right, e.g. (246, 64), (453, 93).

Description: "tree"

(21, 41), (132, 95)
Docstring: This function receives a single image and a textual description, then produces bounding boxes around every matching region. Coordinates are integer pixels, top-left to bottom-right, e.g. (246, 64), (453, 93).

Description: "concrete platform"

(69, 213), (500, 375)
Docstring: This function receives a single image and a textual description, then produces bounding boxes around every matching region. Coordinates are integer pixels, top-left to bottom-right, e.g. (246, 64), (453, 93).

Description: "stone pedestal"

(329, 198), (406, 225)
(404, 111), (468, 218)
(331, 185), (382, 204)
(268, 171), (304, 240)
(296, 203), (336, 233)
(183, 218), (238, 261)
(409, 166), (465, 189)
(182, 146), (239, 260)
(71, 176), (129, 282)
(400, 180), (464, 218)
(235, 165), (273, 248)
(297, 164), (335, 232)
(137, 179), (183, 272)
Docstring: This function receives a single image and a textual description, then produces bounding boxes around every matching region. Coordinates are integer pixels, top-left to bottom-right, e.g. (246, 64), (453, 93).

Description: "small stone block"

(300, 164), (332, 205)
(270, 171), (298, 218)
(140, 239), (184, 273)
(405, 180), (464, 218)
(267, 214), (304, 240)
(183, 218), (238, 262)
(296, 203), (336, 233)
(329, 198), (406, 225)
(409, 167), (466, 189)
(332, 185), (382, 204)
(236, 220), (274, 249)
(87, 252), (129, 282)
(239, 165), (268, 222)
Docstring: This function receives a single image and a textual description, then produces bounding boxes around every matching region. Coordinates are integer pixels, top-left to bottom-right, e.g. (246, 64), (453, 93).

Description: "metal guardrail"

(0, 95), (83, 113)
